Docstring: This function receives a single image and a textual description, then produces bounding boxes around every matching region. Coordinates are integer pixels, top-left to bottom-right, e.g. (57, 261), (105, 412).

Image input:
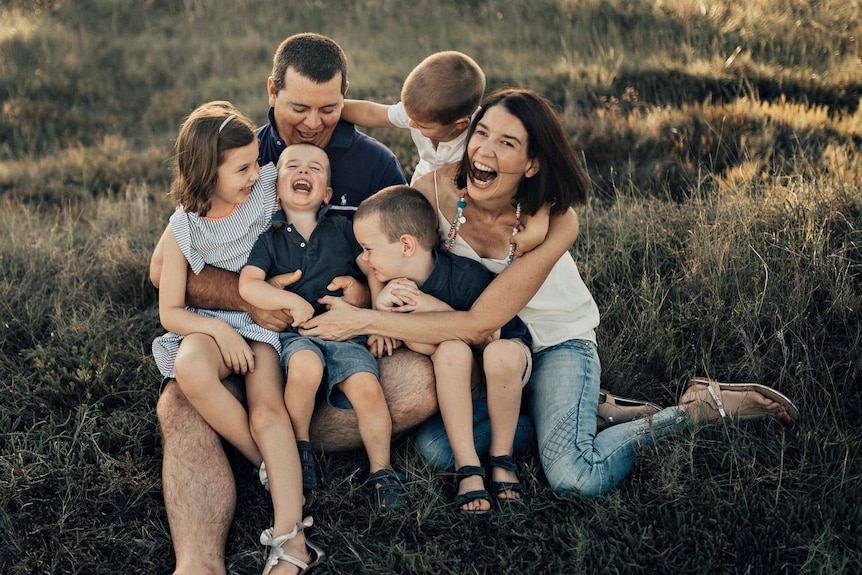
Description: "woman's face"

(465, 105), (538, 199)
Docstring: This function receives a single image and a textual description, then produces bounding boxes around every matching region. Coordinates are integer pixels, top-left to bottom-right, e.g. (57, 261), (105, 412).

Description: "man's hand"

(329, 275), (370, 308)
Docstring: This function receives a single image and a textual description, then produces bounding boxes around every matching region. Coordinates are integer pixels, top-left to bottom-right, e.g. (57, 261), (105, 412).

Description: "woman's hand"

(212, 323), (256, 374)
(300, 296), (365, 341)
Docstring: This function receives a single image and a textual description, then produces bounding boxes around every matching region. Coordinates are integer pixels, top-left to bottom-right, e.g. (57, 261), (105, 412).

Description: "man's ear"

(525, 158), (540, 178)
(267, 77), (277, 105)
(454, 117), (470, 131)
(342, 79), (350, 98)
(399, 233), (417, 257)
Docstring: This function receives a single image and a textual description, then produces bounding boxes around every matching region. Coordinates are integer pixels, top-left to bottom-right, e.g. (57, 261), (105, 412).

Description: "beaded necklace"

(445, 192), (522, 265)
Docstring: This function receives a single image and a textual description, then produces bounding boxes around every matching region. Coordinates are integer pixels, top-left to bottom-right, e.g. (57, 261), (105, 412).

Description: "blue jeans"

(413, 398), (536, 471)
(415, 339), (687, 498)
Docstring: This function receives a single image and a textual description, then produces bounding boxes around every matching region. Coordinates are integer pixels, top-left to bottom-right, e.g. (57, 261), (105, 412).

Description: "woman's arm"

(301, 208), (580, 345)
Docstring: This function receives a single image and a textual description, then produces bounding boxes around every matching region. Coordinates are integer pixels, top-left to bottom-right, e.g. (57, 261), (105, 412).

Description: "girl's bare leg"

(246, 343), (308, 573)
(174, 333), (261, 465)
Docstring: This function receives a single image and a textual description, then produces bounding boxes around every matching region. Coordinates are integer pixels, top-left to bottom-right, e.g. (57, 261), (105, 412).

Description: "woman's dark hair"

(455, 88), (590, 216)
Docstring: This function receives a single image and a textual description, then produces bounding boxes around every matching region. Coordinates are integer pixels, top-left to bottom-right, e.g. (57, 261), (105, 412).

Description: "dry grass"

(1, 1), (861, 573)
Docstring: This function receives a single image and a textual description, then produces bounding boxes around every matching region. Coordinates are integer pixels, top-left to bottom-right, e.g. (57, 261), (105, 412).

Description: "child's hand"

(367, 335), (401, 358)
(511, 207), (550, 257)
(212, 324), (256, 374)
(290, 299), (316, 327)
(475, 328), (502, 352)
(376, 278), (420, 311)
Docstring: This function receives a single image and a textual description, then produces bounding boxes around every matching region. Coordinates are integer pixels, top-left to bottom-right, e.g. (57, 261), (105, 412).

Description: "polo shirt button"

(300, 242), (306, 248)
(286, 227), (292, 232)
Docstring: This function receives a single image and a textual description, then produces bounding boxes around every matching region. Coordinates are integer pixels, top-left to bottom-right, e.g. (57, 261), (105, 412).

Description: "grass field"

(1, 1), (861, 573)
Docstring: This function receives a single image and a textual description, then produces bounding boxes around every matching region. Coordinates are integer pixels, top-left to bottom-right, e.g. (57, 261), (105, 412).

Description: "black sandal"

(488, 455), (524, 501)
(453, 465), (493, 515)
(297, 440), (318, 508)
(369, 468), (406, 512)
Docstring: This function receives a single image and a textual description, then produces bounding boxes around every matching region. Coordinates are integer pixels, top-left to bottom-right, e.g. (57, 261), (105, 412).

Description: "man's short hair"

(355, 185), (439, 251)
(401, 51), (485, 125)
(271, 32), (349, 94)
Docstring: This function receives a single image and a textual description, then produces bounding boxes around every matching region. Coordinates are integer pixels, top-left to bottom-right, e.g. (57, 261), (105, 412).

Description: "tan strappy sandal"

(679, 376), (799, 424)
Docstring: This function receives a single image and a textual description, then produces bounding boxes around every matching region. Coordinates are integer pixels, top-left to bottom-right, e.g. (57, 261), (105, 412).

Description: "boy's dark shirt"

(244, 207), (364, 317)
(419, 248), (531, 344)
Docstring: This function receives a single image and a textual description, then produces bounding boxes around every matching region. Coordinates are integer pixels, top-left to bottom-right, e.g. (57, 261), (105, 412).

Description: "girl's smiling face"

(209, 140), (261, 217)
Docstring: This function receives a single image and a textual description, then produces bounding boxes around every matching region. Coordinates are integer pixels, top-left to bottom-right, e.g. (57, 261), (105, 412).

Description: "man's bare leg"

(310, 348), (436, 452)
(158, 380), (235, 575)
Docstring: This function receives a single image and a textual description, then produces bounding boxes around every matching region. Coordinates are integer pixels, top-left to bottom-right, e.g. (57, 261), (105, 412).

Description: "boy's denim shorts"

(280, 332), (379, 410)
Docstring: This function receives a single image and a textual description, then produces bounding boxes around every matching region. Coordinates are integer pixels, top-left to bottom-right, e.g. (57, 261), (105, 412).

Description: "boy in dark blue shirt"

(240, 144), (405, 521)
(353, 185), (531, 515)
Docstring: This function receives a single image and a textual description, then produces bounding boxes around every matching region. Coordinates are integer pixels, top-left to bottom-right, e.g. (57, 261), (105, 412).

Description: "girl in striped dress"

(152, 101), (281, 465)
(152, 101), (323, 574)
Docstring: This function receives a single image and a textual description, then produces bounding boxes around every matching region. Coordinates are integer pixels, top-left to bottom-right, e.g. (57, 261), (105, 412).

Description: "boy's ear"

(399, 233), (417, 256)
(454, 117), (470, 131)
(322, 187), (333, 205)
(525, 158), (540, 178)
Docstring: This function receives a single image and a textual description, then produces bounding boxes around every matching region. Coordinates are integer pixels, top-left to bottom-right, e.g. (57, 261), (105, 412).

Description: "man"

(150, 33), (436, 575)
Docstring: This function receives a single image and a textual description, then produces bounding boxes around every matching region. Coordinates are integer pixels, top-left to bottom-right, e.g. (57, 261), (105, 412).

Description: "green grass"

(1, 1), (861, 573)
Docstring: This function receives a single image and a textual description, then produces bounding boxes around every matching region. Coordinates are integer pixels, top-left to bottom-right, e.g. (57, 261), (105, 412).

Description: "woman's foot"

(596, 389), (662, 431)
(488, 455), (524, 502)
(679, 377), (798, 424)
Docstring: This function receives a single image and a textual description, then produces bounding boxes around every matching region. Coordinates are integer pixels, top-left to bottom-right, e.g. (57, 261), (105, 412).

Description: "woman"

(302, 87), (798, 498)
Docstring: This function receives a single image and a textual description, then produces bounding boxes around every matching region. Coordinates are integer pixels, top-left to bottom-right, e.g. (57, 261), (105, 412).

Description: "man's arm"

(149, 223), (293, 332)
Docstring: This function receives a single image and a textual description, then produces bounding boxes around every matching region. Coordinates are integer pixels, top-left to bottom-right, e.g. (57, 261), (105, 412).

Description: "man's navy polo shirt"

(420, 249), (531, 344)
(256, 111), (406, 220)
(244, 208), (364, 316)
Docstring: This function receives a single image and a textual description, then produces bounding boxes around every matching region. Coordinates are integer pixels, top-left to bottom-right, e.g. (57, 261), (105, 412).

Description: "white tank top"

(433, 171), (600, 351)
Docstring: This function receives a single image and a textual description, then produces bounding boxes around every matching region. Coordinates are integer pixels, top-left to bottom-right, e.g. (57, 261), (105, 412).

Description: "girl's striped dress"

(152, 163), (282, 379)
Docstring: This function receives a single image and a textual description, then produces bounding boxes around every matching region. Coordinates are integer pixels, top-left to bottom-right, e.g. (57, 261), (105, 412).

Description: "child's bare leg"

(484, 339), (531, 500)
(174, 333), (261, 465)
(246, 343), (308, 573)
(338, 372), (392, 473)
(283, 350), (324, 441)
(433, 340), (489, 512)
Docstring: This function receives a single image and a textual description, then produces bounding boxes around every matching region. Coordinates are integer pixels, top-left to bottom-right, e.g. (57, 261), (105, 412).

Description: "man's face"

(268, 67), (345, 148)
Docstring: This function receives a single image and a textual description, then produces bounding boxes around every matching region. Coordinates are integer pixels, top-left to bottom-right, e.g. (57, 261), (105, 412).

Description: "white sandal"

(260, 516), (326, 575)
